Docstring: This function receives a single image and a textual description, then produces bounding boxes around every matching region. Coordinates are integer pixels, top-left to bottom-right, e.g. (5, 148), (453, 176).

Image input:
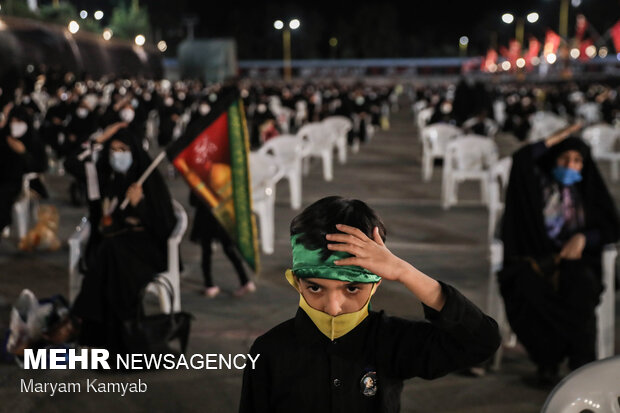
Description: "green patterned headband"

(290, 233), (381, 283)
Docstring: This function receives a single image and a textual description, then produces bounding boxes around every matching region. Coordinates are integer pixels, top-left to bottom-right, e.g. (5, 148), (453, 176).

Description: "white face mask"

(10, 121), (28, 138)
(76, 107), (89, 119)
(109, 151), (133, 173)
(119, 108), (135, 123)
(198, 104), (210, 116)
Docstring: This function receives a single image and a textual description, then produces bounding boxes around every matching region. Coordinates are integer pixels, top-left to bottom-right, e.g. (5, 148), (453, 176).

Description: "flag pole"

(120, 151), (167, 210)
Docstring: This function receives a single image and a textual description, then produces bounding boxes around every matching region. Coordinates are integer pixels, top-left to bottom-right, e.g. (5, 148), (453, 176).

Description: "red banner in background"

(508, 39), (521, 65)
(575, 14), (588, 41)
(525, 38), (541, 69)
(543, 29), (561, 56)
(481, 49), (498, 71)
(611, 20), (620, 53)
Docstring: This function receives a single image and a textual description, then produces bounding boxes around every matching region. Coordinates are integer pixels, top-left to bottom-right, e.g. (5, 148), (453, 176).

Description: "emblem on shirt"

(360, 371), (377, 397)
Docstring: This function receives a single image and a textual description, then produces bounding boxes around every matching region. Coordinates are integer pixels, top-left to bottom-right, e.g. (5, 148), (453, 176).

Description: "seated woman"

(66, 124), (177, 355)
(240, 196), (500, 412)
(0, 105), (47, 236)
(499, 123), (620, 385)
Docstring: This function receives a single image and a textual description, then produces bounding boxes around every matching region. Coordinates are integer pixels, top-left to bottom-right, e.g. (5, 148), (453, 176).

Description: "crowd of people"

(1, 65), (619, 394)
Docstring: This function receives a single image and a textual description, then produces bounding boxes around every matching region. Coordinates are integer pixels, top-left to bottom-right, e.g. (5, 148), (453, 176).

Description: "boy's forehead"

(301, 277), (361, 287)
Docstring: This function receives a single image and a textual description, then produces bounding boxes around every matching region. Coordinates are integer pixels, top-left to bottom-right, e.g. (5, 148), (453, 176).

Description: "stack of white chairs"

(582, 124), (620, 181)
(528, 111), (569, 142)
(258, 135), (308, 210)
(145, 109), (160, 143)
(441, 135), (498, 210)
(294, 100), (308, 130)
(493, 100), (507, 128)
(416, 106), (434, 132)
(7, 173), (40, 242)
(322, 116), (353, 164)
(575, 102), (602, 125)
(487, 157), (512, 241)
(68, 199), (188, 313)
(420, 123), (462, 182)
(268, 96), (294, 134)
(249, 152), (283, 254)
(296, 122), (337, 182)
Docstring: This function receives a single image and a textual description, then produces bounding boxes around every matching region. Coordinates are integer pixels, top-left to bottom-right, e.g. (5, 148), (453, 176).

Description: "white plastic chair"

(258, 134), (306, 210)
(416, 106), (434, 132)
(420, 123), (462, 182)
(462, 116), (500, 137)
(296, 122), (336, 182)
(68, 199), (188, 313)
(528, 111), (569, 142)
(322, 116), (353, 164)
(493, 99), (507, 128)
(10, 173), (40, 241)
(441, 135), (498, 210)
(487, 157), (512, 241)
(582, 124), (620, 181)
(541, 356), (620, 413)
(488, 240), (618, 370)
(249, 152), (282, 254)
(575, 102), (602, 125)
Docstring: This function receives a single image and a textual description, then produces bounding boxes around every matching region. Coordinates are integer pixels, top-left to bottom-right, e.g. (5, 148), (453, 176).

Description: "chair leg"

(321, 151), (333, 182)
(288, 171), (302, 210)
(611, 159), (619, 181)
(422, 154), (432, 182)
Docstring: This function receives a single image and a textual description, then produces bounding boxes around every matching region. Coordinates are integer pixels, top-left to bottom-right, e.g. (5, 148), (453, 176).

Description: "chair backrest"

(296, 122), (334, 153)
(416, 107), (434, 130)
(249, 152), (282, 194)
(582, 124), (619, 157)
(541, 356), (620, 413)
(322, 116), (353, 137)
(446, 135), (498, 172)
(528, 111), (569, 142)
(421, 123), (461, 157)
(259, 134), (307, 161)
(576, 102), (602, 124)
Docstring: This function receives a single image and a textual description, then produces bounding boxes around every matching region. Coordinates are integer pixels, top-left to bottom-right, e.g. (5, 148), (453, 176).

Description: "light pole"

(559, 0), (569, 40)
(274, 19), (300, 82)
(459, 36), (469, 57)
(502, 12), (538, 46)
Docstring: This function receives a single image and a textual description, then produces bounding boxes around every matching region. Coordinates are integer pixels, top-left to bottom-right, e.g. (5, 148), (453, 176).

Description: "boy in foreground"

(240, 196), (500, 412)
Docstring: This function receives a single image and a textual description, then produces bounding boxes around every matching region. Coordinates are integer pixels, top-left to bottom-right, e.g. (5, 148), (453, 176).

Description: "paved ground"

(1, 99), (619, 413)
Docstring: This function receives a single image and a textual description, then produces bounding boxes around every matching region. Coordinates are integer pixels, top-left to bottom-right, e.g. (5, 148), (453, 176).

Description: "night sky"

(69, 0), (620, 59)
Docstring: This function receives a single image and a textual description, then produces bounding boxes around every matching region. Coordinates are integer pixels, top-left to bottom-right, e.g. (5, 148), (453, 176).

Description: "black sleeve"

(378, 282), (500, 380)
(23, 133), (48, 173)
(239, 342), (271, 413)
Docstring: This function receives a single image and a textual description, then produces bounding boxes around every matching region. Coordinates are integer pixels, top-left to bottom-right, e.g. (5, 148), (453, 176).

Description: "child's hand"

(326, 224), (408, 282)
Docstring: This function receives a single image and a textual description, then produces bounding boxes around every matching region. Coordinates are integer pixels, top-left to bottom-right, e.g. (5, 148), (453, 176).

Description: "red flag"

(578, 38), (594, 61)
(611, 20), (620, 53)
(525, 37), (541, 69)
(481, 49), (498, 71)
(543, 29), (561, 56)
(575, 14), (588, 41)
(166, 88), (259, 272)
(508, 39), (521, 66)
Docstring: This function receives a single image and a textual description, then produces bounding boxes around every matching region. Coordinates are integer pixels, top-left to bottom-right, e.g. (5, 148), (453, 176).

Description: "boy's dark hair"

(290, 196), (386, 260)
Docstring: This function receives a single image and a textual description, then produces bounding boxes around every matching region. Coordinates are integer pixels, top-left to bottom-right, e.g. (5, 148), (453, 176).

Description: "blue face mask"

(552, 166), (582, 186)
(109, 151), (133, 173)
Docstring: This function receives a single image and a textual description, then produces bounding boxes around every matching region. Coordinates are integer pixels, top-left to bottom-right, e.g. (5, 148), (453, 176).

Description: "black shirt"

(239, 282), (500, 413)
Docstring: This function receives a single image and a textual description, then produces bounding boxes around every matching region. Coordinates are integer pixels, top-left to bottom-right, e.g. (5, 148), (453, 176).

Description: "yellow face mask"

(285, 270), (378, 341)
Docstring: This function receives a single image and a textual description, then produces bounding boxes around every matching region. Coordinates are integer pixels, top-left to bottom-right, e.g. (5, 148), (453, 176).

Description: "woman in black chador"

(67, 126), (177, 355)
(499, 123), (619, 384)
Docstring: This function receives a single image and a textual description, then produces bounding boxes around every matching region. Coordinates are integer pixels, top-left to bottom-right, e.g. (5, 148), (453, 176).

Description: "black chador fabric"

(70, 129), (176, 355)
(499, 137), (619, 368)
(239, 283), (500, 413)
(0, 108), (47, 231)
